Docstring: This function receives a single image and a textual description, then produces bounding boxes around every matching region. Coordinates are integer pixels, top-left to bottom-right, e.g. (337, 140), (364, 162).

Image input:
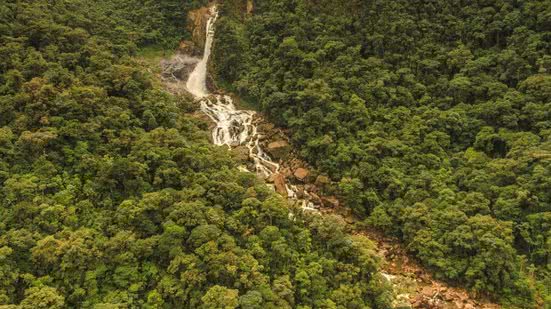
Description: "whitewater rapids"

(185, 6), (316, 211)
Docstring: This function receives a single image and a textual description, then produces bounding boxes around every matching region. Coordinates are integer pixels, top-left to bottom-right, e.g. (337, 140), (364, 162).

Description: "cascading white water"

(186, 7), (218, 98)
(186, 6), (316, 211)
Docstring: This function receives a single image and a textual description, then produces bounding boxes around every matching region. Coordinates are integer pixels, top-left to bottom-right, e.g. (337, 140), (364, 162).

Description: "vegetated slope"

(0, 1), (392, 308)
(212, 0), (551, 307)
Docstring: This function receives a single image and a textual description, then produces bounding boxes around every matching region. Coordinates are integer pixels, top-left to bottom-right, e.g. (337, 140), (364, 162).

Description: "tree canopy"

(0, 0), (392, 308)
(213, 0), (551, 306)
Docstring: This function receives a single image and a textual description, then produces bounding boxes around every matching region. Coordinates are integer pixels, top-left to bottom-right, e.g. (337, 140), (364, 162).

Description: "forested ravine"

(2, 1), (396, 307)
(184, 6), (318, 211)
(174, 4), (500, 309)
(7, 0), (547, 307)
(1, 0), (546, 306)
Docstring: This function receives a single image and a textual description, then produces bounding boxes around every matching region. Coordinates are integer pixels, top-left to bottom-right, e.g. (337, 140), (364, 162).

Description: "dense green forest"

(0, 1), (393, 308)
(213, 0), (550, 307)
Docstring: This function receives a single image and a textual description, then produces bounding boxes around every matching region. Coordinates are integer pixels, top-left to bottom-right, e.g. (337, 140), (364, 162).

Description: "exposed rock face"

(267, 140), (291, 160)
(293, 167), (309, 181)
(187, 7), (211, 50)
(272, 173), (288, 196)
(160, 54), (200, 95)
(321, 196), (339, 208)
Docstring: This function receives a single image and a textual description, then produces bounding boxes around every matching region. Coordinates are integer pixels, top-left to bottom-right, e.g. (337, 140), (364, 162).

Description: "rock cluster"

(245, 115), (343, 209)
(267, 140), (291, 160)
(369, 230), (500, 309)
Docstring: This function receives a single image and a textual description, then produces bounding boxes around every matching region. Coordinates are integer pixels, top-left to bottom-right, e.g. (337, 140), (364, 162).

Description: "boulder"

(295, 186), (306, 199)
(304, 184), (317, 193)
(160, 54), (199, 82)
(321, 196), (339, 208)
(267, 140), (291, 160)
(309, 192), (322, 205)
(258, 122), (275, 133)
(293, 168), (310, 181)
(421, 286), (434, 297)
(272, 173), (287, 196)
(411, 296), (423, 308)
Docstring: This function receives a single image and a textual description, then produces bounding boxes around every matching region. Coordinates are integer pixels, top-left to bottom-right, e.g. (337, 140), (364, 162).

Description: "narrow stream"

(185, 6), (315, 211)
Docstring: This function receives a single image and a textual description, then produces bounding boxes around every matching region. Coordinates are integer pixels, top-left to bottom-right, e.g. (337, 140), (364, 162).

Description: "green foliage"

(213, 0), (551, 306)
(0, 0), (391, 307)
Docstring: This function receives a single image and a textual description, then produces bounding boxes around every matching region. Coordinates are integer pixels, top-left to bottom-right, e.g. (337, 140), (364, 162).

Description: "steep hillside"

(212, 0), (551, 307)
(0, 1), (393, 308)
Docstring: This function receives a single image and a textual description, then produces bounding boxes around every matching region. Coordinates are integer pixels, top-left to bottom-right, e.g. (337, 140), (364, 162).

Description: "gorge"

(185, 6), (317, 211)
(1, 0), (547, 307)
(177, 4), (501, 309)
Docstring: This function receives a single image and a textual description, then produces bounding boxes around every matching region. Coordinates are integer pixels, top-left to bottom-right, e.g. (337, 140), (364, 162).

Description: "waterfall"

(186, 6), (218, 97)
(185, 6), (317, 211)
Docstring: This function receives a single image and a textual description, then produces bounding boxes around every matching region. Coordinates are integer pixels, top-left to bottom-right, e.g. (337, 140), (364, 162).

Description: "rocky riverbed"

(155, 4), (502, 308)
